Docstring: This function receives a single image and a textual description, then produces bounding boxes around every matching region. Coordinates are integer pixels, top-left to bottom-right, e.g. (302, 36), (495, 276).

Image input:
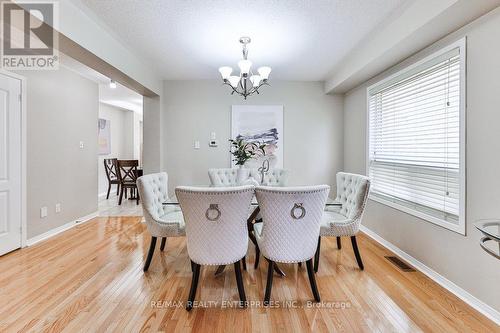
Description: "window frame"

(365, 38), (467, 235)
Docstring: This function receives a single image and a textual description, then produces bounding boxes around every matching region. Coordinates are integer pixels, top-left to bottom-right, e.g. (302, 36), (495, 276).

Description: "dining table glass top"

(475, 219), (500, 241)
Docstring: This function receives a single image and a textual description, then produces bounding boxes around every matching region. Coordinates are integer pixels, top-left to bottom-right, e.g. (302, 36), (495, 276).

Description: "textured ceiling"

(79, 0), (409, 81)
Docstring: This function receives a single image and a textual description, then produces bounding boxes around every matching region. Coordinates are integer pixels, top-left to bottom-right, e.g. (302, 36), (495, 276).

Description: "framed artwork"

(231, 105), (284, 168)
(98, 118), (111, 155)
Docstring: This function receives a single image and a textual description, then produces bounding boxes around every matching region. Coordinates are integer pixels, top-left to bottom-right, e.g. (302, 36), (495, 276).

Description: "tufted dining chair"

(176, 185), (254, 311)
(315, 172), (371, 273)
(249, 168), (289, 186)
(208, 168), (244, 187)
(137, 172), (185, 272)
(253, 185), (330, 304)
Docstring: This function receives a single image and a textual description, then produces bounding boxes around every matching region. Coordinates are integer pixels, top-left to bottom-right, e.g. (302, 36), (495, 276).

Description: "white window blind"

(368, 42), (465, 232)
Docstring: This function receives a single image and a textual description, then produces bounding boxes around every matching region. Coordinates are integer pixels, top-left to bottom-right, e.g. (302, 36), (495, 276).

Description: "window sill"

(368, 194), (465, 235)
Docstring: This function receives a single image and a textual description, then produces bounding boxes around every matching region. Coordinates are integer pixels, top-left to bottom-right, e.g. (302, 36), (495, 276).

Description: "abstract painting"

(98, 118), (111, 155)
(231, 105), (284, 168)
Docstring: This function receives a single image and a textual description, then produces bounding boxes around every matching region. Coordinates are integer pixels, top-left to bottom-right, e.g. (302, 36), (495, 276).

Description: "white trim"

(26, 211), (99, 246)
(365, 37), (467, 235)
(98, 192), (108, 199)
(0, 70), (27, 248)
(360, 225), (500, 325)
(369, 195), (465, 234)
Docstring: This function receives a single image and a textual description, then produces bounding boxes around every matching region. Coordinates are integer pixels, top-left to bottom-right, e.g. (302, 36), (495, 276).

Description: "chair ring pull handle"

(291, 203), (306, 220)
(206, 204), (221, 221)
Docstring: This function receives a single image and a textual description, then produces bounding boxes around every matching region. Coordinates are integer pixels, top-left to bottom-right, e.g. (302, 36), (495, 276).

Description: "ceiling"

(78, 0), (410, 81)
(60, 53), (143, 114)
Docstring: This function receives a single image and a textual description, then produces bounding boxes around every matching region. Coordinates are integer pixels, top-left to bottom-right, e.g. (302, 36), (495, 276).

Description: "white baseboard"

(98, 192), (107, 199)
(26, 211), (99, 247)
(360, 225), (500, 326)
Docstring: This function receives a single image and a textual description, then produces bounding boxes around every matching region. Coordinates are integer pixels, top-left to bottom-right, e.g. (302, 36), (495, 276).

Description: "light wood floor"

(0, 217), (497, 333)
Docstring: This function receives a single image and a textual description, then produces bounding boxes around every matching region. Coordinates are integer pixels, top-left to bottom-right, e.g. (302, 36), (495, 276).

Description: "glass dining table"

(163, 194), (341, 276)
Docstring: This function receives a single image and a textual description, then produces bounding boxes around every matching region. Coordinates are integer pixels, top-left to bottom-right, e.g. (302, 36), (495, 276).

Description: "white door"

(0, 73), (22, 256)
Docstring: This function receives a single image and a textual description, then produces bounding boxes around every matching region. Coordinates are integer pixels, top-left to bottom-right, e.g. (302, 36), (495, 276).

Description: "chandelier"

(218, 37), (272, 99)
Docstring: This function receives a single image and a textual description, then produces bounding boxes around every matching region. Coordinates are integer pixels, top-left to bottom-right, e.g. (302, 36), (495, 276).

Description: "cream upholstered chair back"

(175, 185), (254, 265)
(255, 185), (330, 263)
(137, 172), (171, 232)
(335, 172), (371, 221)
(250, 168), (289, 186)
(208, 168), (246, 187)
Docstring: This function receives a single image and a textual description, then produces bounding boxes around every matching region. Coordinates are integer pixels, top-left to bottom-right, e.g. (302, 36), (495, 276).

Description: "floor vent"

(385, 256), (416, 272)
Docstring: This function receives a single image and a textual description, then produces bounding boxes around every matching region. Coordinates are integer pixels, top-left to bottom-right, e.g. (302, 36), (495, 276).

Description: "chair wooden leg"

(306, 259), (321, 302)
(241, 256), (247, 271)
(106, 183), (111, 199)
(234, 261), (247, 307)
(118, 187), (123, 205)
(136, 189), (140, 205)
(337, 236), (342, 249)
(143, 237), (157, 272)
(116, 183), (120, 196)
(264, 260), (274, 306)
(118, 186), (124, 205)
(160, 237), (166, 251)
(351, 236), (364, 270)
(254, 245), (260, 269)
(186, 261), (201, 311)
(314, 236), (321, 273)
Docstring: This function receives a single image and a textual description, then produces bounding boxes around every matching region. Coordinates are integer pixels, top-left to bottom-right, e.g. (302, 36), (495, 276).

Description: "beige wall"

(162, 80), (343, 194)
(143, 95), (162, 174)
(343, 8), (500, 312)
(97, 103), (135, 196)
(24, 67), (98, 239)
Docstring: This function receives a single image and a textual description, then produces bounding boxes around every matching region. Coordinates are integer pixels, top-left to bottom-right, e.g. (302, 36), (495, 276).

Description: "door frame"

(0, 69), (27, 248)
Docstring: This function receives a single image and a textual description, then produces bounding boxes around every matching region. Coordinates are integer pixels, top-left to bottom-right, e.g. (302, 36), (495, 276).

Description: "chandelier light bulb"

(258, 66), (272, 80)
(228, 76), (240, 88)
(250, 75), (262, 87)
(238, 59), (252, 75)
(218, 66), (232, 80)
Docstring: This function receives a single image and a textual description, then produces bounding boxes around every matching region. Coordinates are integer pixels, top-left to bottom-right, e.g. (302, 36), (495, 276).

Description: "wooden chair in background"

(117, 160), (140, 205)
(104, 158), (120, 199)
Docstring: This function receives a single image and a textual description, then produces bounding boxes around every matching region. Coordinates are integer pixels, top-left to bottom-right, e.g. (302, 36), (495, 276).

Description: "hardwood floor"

(0, 216), (497, 333)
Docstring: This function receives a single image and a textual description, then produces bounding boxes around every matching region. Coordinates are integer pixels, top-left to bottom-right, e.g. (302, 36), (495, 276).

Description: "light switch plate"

(194, 140), (200, 149)
(55, 203), (61, 213)
(79, 141), (84, 149)
(40, 206), (48, 218)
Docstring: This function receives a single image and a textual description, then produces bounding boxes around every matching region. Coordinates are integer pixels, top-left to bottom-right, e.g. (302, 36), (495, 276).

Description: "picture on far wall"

(98, 118), (111, 155)
(231, 105), (284, 168)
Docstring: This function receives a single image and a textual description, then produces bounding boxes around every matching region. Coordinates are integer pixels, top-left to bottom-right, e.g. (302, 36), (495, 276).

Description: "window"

(367, 39), (466, 234)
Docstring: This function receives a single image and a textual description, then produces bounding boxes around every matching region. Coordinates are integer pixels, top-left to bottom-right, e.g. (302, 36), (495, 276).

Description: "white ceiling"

(60, 53), (143, 114)
(78, 0), (410, 81)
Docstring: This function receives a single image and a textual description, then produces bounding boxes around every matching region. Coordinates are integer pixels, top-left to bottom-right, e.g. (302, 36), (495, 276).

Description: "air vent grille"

(385, 256), (416, 272)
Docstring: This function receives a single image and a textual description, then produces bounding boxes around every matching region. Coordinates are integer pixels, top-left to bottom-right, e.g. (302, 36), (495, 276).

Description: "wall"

(343, 8), (500, 312)
(97, 103), (135, 196)
(143, 95), (162, 174)
(162, 80), (343, 194)
(23, 67), (98, 239)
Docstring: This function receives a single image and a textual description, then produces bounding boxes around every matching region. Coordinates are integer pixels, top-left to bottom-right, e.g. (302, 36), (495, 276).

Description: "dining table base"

(214, 263), (286, 277)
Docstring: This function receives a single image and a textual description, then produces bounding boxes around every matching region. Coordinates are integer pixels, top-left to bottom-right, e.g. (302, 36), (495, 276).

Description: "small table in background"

(475, 219), (500, 260)
(128, 168), (143, 200)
